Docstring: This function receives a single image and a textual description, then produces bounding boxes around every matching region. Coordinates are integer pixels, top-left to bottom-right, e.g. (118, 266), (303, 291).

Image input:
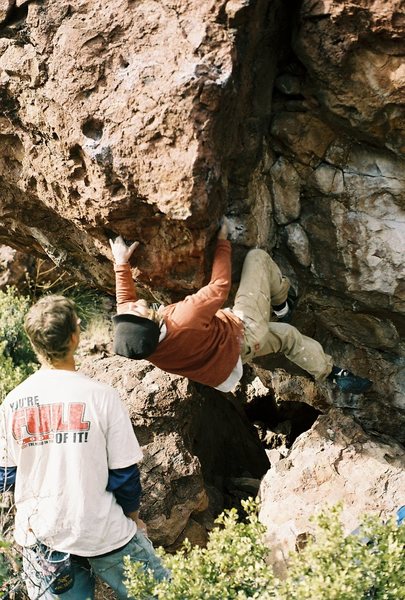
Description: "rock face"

(79, 355), (269, 547)
(263, 0), (405, 440)
(0, 0), (404, 570)
(0, 0), (402, 403)
(0, 0), (286, 294)
(259, 409), (405, 577)
(295, 0), (405, 156)
(0, 244), (31, 288)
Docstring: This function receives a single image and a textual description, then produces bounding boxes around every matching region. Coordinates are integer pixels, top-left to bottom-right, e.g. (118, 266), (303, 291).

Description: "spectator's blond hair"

(24, 295), (78, 363)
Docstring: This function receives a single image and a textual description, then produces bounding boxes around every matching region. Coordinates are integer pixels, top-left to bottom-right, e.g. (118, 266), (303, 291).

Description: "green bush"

(0, 287), (37, 367)
(124, 503), (405, 600)
(0, 538), (12, 583)
(0, 538), (22, 596)
(0, 287), (38, 400)
(0, 345), (37, 402)
(125, 499), (275, 600)
(278, 505), (405, 600)
(0, 541), (10, 588)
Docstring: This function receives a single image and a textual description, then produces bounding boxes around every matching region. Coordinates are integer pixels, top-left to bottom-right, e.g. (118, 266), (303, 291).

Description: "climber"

(109, 218), (372, 395)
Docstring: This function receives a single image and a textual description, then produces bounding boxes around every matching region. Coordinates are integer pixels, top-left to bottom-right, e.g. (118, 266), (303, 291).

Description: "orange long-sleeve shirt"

(114, 240), (244, 387)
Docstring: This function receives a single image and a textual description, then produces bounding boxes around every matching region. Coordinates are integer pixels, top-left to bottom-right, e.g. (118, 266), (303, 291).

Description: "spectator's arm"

(0, 466), (17, 492)
(107, 464), (142, 514)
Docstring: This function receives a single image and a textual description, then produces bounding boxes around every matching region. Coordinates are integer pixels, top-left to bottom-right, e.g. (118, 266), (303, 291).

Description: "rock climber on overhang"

(109, 218), (372, 395)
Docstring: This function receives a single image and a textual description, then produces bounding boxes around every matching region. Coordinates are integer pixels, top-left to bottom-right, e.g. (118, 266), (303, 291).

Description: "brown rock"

(270, 157), (301, 225)
(259, 409), (405, 577)
(0, 245), (29, 288)
(0, 0), (286, 293)
(0, 0), (404, 515)
(0, 2), (10, 22)
(140, 432), (208, 546)
(2, 5), (405, 592)
(294, 0), (405, 155)
(79, 354), (269, 547)
(165, 518), (209, 553)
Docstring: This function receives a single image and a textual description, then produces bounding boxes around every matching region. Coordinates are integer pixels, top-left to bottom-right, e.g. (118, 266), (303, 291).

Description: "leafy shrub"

(0, 287), (38, 400)
(0, 346), (37, 402)
(125, 499), (275, 600)
(277, 505), (405, 600)
(0, 537), (23, 597)
(0, 287), (37, 367)
(0, 540), (10, 587)
(124, 503), (405, 600)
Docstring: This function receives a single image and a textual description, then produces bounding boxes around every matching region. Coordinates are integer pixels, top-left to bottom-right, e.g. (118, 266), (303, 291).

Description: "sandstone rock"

(270, 112), (336, 166)
(165, 517), (209, 553)
(0, 1), (13, 24)
(0, 0), (403, 434)
(270, 157), (301, 225)
(0, 244), (30, 288)
(1, 9), (404, 596)
(79, 355), (269, 547)
(294, 0), (405, 155)
(285, 223), (311, 267)
(0, 244), (76, 292)
(259, 409), (405, 577)
(0, 0), (286, 293)
(140, 432), (208, 546)
(249, 340), (405, 444)
(246, 365), (331, 414)
(318, 309), (400, 350)
(269, 45), (404, 425)
(312, 163), (344, 195)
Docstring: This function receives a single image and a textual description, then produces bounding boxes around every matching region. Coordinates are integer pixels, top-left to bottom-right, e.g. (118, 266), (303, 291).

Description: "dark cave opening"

(190, 382), (321, 519)
(244, 392), (321, 450)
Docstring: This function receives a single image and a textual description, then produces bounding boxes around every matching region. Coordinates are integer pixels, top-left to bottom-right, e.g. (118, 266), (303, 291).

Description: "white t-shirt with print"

(0, 368), (143, 556)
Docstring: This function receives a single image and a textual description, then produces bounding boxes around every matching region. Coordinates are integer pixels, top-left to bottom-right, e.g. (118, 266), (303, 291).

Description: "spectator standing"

(0, 295), (168, 599)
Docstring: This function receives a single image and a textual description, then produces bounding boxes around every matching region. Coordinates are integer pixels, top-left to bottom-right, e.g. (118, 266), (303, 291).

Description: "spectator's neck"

(43, 353), (76, 372)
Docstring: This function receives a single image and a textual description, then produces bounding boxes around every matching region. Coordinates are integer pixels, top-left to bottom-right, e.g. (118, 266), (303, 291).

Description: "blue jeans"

(23, 531), (169, 599)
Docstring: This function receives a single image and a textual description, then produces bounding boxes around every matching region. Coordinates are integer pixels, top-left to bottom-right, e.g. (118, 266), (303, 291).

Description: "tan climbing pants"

(232, 249), (333, 381)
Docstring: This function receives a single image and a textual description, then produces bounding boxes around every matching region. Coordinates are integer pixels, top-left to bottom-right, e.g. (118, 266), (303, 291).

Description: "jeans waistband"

(74, 540), (129, 561)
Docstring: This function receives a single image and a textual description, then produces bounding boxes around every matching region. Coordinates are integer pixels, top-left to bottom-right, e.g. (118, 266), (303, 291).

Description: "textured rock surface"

(0, 244), (30, 287)
(295, 0), (405, 156)
(262, 0), (405, 441)
(79, 354), (269, 547)
(0, 0), (402, 414)
(0, 0), (404, 574)
(0, 0), (285, 294)
(259, 409), (405, 577)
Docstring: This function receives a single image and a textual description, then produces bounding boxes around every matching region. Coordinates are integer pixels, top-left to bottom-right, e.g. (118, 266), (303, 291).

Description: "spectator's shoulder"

(3, 371), (39, 407)
(76, 372), (118, 395)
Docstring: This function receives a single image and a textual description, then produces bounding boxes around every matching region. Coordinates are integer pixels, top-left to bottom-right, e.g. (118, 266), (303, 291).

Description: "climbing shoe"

(328, 367), (372, 394)
(273, 287), (297, 323)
